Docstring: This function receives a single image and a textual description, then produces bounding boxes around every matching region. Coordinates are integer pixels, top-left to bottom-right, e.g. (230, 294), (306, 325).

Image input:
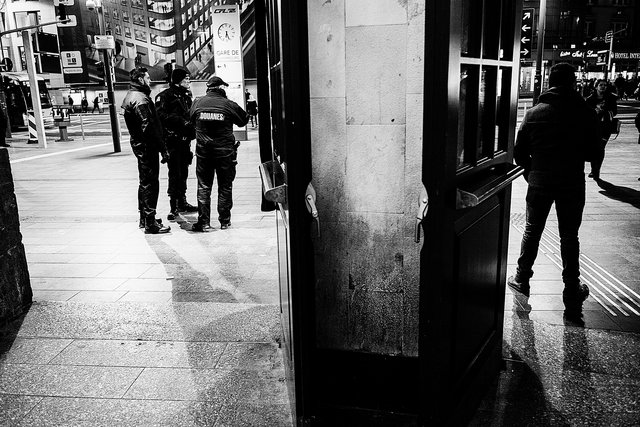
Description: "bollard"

(27, 111), (38, 144)
(55, 123), (73, 142)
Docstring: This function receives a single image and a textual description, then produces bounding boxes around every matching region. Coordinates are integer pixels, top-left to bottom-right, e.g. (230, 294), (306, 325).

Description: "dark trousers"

(133, 149), (160, 220)
(590, 137), (609, 175)
(516, 184), (585, 286)
(167, 146), (191, 199)
(195, 154), (236, 226)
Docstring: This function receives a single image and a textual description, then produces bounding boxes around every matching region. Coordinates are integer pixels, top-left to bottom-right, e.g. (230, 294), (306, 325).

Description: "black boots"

(178, 196), (198, 213)
(139, 216), (163, 228)
(167, 198), (180, 221)
(144, 216), (171, 234)
(168, 197), (197, 221)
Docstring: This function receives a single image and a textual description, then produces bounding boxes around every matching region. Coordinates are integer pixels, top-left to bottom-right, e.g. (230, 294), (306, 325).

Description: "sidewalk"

(1, 128), (292, 426)
(1, 111), (639, 424)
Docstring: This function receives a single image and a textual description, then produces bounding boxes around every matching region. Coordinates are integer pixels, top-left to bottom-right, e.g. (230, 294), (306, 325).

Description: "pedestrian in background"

(189, 75), (249, 231)
(246, 92), (258, 128)
(509, 63), (599, 311)
(121, 66), (171, 234)
(92, 96), (101, 113)
(155, 67), (198, 221)
(81, 97), (89, 113)
(68, 96), (74, 113)
(585, 79), (618, 180)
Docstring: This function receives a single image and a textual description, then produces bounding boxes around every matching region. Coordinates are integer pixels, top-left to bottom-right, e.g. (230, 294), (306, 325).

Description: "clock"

(217, 23), (235, 42)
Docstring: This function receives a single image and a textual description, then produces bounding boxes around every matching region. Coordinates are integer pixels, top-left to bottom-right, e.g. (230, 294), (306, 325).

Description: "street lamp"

(86, 0), (121, 153)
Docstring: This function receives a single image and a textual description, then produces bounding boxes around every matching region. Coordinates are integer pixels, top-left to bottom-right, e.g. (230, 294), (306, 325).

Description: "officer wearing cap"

(189, 75), (249, 231)
(155, 67), (197, 221)
(121, 66), (171, 234)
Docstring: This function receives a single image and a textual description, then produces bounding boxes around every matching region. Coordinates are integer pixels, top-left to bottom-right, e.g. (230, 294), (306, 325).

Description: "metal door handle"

(415, 186), (429, 243)
(304, 183), (320, 237)
(305, 183), (320, 237)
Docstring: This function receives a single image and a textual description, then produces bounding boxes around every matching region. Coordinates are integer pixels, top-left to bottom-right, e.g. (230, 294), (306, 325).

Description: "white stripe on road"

(9, 142), (122, 164)
(510, 213), (638, 316)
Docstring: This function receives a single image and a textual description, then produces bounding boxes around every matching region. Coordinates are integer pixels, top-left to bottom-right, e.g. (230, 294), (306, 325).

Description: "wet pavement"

(1, 102), (639, 425)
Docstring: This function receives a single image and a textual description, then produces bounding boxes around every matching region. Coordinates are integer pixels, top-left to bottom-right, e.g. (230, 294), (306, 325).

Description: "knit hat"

(171, 68), (189, 85)
(206, 75), (228, 87)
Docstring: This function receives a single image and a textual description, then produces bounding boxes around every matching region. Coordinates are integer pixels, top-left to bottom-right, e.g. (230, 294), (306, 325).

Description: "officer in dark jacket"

(121, 66), (171, 234)
(189, 76), (249, 231)
(509, 63), (599, 311)
(155, 68), (197, 220)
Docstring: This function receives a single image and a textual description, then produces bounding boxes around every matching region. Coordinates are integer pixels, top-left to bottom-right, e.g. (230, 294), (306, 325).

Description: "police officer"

(121, 66), (171, 234)
(155, 68), (197, 220)
(189, 76), (249, 231)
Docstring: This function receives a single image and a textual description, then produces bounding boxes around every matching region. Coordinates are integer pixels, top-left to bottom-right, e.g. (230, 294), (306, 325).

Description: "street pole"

(605, 33), (614, 82)
(95, 2), (121, 153)
(533, 0), (547, 105)
(22, 30), (47, 148)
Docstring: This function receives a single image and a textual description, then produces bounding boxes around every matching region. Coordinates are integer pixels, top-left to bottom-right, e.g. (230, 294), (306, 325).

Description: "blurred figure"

(81, 97), (89, 113)
(585, 79), (618, 180)
(246, 92), (258, 128)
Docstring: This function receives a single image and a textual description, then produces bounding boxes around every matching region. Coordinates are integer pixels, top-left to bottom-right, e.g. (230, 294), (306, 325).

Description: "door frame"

(256, 0), (315, 424)
(420, 0), (523, 424)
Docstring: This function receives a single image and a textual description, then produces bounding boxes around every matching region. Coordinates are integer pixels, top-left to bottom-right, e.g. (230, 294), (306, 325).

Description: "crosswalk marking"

(510, 213), (639, 317)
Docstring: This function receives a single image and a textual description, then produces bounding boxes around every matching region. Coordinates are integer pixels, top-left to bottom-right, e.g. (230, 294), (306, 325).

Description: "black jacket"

(155, 85), (195, 149)
(189, 89), (249, 158)
(514, 86), (599, 187)
(122, 82), (166, 155)
(585, 91), (618, 140)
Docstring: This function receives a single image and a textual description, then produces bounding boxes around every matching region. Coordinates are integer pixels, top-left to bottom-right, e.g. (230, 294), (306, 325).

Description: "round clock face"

(217, 23), (235, 42)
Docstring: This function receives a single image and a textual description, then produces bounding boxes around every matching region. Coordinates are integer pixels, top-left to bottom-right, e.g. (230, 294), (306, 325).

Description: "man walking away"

(121, 66), (171, 234)
(189, 76), (249, 231)
(508, 63), (599, 311)
(155, 67), (198, 221)
(92, 96), (101, 113)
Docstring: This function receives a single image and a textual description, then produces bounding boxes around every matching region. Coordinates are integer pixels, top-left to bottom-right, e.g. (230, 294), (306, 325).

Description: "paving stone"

(19, 397), (220, 427)
(50, 339), (226, 369)
(0, 337), (72, 364)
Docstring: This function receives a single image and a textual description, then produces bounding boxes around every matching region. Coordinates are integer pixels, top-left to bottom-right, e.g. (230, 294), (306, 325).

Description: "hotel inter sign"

(613, 52), (640, 59)
(556, 49), (640, 61)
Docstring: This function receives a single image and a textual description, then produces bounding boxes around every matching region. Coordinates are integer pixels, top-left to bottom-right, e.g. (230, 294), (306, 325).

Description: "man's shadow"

(595, 179), (640, 209)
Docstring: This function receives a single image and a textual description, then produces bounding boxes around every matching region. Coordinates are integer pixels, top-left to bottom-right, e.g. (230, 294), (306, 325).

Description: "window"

(122, 11), (130, 22)
(584, 20), (594, 38)
(125, 26), (132, 38)
(612, 22), (628, 37)
(148, 17), (173, 30)
(115, 24), (121, 35)
(134, 29), (147, 42)
(183, 29), (188, 41)
(131, 0), (143, 9)
(112, 10), (119, 20)
(133, 13), (145, 26)
(150, 34), (175, 47)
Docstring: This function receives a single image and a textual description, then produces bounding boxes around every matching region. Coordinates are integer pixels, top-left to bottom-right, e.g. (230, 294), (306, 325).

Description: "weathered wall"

(308, 0), (425, 356)
(0, 148), (32, 325)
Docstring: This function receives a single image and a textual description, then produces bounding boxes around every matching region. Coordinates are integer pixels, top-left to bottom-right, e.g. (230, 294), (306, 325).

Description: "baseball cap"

(206, 76), (229, 87)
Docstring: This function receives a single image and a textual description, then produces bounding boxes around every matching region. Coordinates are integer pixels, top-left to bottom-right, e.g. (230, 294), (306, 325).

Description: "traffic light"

(58, 5), (67, 21)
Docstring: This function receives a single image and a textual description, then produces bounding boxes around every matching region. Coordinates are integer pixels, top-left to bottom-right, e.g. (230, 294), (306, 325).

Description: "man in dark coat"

(189, 75), (249, 231)
(509, 63), (599, 311)
(155, 67), (197, 220)
(121, 66), (171, 234)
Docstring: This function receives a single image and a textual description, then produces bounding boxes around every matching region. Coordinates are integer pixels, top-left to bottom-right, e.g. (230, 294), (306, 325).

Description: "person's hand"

(161, 152), (170, 164)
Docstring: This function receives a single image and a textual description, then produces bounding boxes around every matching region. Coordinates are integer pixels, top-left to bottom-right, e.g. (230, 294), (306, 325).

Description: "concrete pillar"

(0, 148), (32, 325)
